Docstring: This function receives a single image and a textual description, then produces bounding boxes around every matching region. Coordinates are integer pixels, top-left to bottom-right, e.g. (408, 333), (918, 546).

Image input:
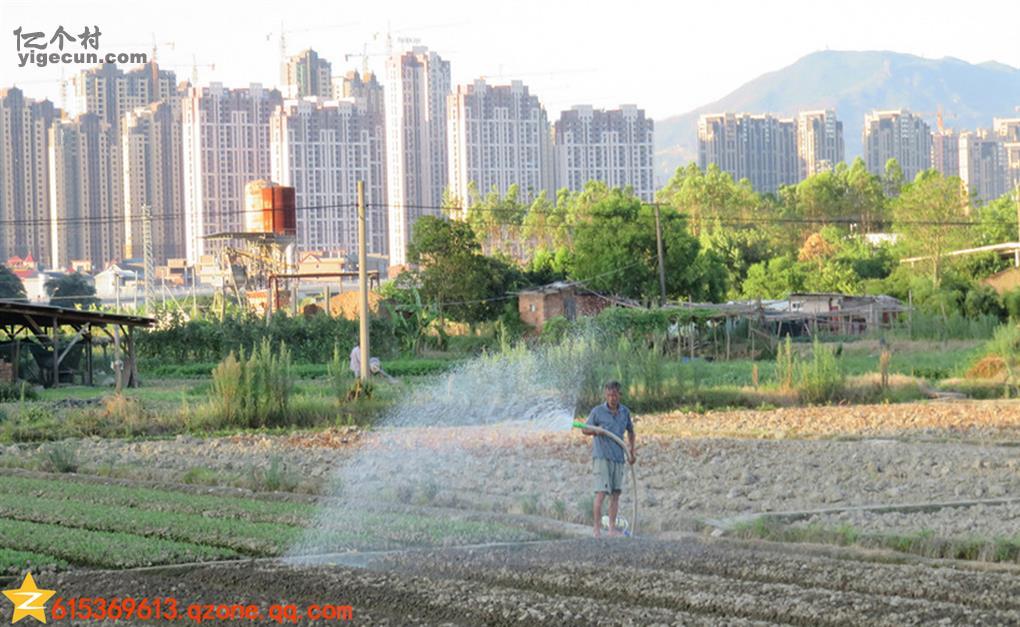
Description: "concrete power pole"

(142, 204), (156, 312)
(357, 181), (369, 382)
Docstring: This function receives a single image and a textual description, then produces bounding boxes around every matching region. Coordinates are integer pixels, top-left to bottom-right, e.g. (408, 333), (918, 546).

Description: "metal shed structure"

(0, 301), (154, 388)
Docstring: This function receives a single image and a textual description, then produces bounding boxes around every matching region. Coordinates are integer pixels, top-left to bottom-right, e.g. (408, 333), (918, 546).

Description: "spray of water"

(286, 335), (611, 561)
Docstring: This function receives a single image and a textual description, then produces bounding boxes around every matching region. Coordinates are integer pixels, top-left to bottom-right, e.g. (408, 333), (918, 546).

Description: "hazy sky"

(3, 0), (1019, 120)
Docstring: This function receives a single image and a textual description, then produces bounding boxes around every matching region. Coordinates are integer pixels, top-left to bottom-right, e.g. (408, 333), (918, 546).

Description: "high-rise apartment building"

(122, 96), (186, 263)
(181, 83), (281, 263)
(796, 110), (844, 178)
(0, 88), (59, 266)
(270, 97), (388, 257)
(959, 129), (1007, 205)
(994, 117), (1020, 192)
(931, 127), (960, 179)
(384, 47), (450, 267)
(283, 49), (332, 99)
(862, 109), (932, 183)
(71, 62), (177, 131)
(336, 70), (385, 122)
(697, 112), (798, 193)
(71, 62), (178, 265)
(49, 113), (123, 269)
(553, 105), (655, 200)
(447, 79), (553, 206)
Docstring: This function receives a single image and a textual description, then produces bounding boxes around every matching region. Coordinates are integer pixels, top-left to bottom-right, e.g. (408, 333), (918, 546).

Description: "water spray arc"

(572, 421), (639, 536)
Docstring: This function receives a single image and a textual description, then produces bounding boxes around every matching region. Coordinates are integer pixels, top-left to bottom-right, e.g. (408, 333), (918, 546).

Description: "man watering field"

(581, 381), (636, 538)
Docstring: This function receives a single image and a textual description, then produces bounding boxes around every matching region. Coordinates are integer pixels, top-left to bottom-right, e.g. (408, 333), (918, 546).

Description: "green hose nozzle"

(572, 420), (587, 430)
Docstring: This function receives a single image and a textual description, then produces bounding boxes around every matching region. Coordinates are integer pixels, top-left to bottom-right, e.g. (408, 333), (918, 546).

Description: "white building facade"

(384, 47), (451, 266)
(181, 83), (281, 263)
(447, 79), (553, 206)
(270, 97), (387, 257)
(554, 105), (654, 200)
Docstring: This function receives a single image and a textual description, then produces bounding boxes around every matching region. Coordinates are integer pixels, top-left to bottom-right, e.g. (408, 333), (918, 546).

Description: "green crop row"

(0, 474), (314, 524)
(0, 547), (68, 574)
(0, 518), (237, 568)
(0, 493), (301, 556)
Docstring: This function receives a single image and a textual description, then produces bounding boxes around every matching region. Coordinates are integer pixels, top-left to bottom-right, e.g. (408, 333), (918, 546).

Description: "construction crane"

(158, 56), (216, 85)
(265, 22), (358, 86)
(913, 107), (958, 132)
(343, 46), (388, 77)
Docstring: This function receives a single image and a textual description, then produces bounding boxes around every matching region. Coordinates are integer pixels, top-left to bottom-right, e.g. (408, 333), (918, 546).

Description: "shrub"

(210, 352), (244, 426)
(208, 339), (294, 429)
(38, 442), (78, 473)
(0, 381), (35, 402)
(797, 338), (845, 404)
(137, 311), (397, 365)
(254, 457), (300, 492)
(1004, 289), (1020, 321)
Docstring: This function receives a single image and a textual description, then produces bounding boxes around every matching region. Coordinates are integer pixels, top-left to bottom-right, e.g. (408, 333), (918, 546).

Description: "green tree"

(845, 158), (887, 233)
(568, 189), (725, 303)
(0, 265), (26, 300)
(521, 190), (569, 253)
(976, 194), (1018, 245)
(700, 226), (776, 299)
(883, 159), (905, 197)
(657, 163), (757, 238)
(44, 272), (99, 309)
(892, 170), (969, 287)
(464, 184), (527, 257)
(741, 255), (806, 299)
(406, 216), (521, 324)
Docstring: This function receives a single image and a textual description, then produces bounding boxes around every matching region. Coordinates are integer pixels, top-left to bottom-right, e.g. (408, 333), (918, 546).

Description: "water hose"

(572, 420), (638, 536)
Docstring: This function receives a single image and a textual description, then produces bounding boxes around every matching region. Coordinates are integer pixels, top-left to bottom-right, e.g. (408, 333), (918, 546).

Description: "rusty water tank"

(244, 180), (296, 236)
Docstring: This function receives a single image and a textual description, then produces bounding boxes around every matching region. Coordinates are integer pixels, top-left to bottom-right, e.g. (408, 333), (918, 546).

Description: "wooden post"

(358, 180), (369, 382)
(113, 324), (123, 394)
(908, 290), (914, 339)
(725, 315), (731, 361)
(324, 285), (331, 316)
(12, 339), (19, 382)
(748, 312), (754, 358)
(51, 316), (59, 387)
(125, 326), (139, 388)
(85, 323), (93, 386)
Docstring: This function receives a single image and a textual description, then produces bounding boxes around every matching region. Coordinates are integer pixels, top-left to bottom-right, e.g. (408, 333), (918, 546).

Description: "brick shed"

(518, 282), (609, 332)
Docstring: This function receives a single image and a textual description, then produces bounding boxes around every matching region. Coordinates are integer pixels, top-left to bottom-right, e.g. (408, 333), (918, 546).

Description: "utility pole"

(653, 204), (667, 307)
(1015, 182), (1020, 268)
(357, 180), (369, 382)
(142, 204), (156, 313)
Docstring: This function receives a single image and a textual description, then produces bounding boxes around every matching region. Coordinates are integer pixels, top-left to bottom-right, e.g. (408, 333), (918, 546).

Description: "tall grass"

(797, 338), (846, 404)
(209, 339), (294, 428)
(771, 336), (846, 404)
(775, 336), (795, 391)
(327, 343), (353, 403)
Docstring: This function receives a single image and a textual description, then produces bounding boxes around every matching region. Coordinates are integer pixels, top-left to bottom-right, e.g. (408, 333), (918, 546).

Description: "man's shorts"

(593, 458), (625, 494)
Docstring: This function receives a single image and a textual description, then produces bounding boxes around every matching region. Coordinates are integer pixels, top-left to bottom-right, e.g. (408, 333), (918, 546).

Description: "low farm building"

(518, 282), (609, 332)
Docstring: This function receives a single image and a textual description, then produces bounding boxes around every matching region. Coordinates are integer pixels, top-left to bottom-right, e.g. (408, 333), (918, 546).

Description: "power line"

(2, 197), (995, 229)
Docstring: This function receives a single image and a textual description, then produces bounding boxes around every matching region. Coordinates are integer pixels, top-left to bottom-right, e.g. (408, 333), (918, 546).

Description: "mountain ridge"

(654, 50), (1020, 180)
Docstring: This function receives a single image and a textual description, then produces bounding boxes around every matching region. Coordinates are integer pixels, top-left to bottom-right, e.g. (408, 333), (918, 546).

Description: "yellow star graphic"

(3, 573), (55, 624)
